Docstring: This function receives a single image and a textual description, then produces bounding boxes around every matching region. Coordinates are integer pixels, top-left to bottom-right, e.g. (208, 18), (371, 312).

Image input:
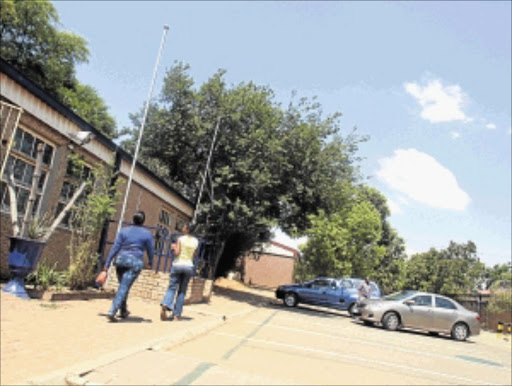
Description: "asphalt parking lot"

(83, 300), (511, 385)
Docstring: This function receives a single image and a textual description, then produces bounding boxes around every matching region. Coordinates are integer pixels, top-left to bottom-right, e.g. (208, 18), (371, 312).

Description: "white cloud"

(376, 148), (471, 211)
(450, 131), (460, 139)
(386, 197), (403, 215)
(485, 123), (496, 130)
(404, 79), (472, 123)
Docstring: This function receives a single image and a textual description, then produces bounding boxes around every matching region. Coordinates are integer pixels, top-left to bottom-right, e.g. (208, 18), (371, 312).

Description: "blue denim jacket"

(105, 226), (154, 270)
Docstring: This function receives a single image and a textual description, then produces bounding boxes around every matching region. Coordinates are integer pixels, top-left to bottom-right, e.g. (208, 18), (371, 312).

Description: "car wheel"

(451, 323), (469, 341)
(283, 292), (298, 307)
(348, 303), (356, 317)
(382, 312), (400, 331)
(363, 320), (374, 327)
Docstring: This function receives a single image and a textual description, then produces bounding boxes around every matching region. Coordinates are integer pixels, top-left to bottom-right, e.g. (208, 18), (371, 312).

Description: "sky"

(53, 1), (511, 267)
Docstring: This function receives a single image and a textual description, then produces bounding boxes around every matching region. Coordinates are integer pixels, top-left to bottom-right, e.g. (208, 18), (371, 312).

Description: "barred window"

(1, 127), (54, 215)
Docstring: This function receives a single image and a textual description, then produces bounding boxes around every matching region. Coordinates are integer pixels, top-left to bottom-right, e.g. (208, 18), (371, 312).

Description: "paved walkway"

(1, 283), (273, 386)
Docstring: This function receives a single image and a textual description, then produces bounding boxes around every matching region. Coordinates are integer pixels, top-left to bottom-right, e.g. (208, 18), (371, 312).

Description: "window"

(341, 279), (354, 289)
(1, 127), (54, 215)
(311, 279), (331, 289)
(159, 209), (171, 227)
(411, 295), (432, 307)
(56, 158), (92, 227)
(435, 297), (457, 310)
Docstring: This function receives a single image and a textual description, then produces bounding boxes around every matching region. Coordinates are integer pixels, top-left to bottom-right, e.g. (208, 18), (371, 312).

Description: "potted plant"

(3, 143), (87, 299)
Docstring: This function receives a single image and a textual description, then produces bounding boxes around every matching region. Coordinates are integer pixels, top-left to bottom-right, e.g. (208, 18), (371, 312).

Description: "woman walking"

(160, 222), (199, 321)
(102, 211), (154, 322)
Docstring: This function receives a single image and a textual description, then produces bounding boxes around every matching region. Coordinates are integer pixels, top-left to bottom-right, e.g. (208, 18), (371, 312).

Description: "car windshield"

(383, 290), (417, 301)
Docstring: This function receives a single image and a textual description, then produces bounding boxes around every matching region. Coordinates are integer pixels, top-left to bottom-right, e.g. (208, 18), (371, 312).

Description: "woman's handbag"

(95, 271), (108, 286)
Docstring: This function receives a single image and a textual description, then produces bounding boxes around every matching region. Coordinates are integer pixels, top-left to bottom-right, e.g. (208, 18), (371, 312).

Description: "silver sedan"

(359, 290), (481, 341)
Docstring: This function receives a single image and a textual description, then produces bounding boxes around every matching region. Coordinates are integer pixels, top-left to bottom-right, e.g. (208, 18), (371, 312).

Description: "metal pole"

(115, 25), (169, 237)
(192, 116), (221, 225)
(105, 25), (169, 287)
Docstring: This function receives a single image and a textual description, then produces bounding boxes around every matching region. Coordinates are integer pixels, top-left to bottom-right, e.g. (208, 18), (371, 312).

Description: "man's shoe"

(107, 313), (117, 322)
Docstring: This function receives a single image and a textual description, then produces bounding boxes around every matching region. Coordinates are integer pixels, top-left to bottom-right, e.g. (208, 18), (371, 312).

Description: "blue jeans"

(161, 265), (194, 317)
(108, 266), (140, 316)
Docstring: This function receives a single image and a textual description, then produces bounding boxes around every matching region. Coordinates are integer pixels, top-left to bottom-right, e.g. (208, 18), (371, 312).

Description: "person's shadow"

(98, 313), (152, 323)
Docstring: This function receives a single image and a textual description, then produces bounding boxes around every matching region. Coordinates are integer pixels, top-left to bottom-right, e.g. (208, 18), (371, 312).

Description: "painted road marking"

(173, 362), (215, 385)
(273, 314), (481, 353)
(457, 355), (504, 367)
(213, 331), (501, 385)
(245, 320), (511, 371)
(222, 310), (279, 360)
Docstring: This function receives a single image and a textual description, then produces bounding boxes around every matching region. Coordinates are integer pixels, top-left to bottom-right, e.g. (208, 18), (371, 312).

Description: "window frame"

(435, 296), (457, 310)
(1, 125), (55, 216)
(411, 295), (433, 307)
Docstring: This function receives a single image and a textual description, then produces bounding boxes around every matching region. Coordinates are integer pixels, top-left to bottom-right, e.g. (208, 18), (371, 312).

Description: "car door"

(432, 296), (459, 332)
(309, 279), (332, 305)
(323, 280), (343, 307)
(402, 295), (434, 329)
(297, 281), (318, 304)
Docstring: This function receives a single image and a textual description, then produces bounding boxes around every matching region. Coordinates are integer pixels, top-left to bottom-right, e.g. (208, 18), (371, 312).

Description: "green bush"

(67, 241), (98, 290)
(26, 261), (69, 291)
(488, 289), (512, 314)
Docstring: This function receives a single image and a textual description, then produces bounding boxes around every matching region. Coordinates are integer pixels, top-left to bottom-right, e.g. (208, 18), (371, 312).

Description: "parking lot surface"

(83, 303), (512, 385)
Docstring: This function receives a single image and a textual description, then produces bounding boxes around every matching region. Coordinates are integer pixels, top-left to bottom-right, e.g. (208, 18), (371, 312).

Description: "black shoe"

(160, 305), (168, 321)
(120, 310), (130, 319)
(107, 313), (117, 323)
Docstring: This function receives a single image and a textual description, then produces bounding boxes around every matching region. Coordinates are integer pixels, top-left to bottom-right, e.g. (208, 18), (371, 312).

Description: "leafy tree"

(123, 63), (365, 277)
(483, 263), (512, 290)
(404, 241), (485, 295)
(0, 0), (116, 137)
(296, 199), (386, 281)
(356, 186), (406, 293)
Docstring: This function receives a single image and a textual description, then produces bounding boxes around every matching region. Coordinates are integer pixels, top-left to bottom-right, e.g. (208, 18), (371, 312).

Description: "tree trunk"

(211, 240), (226, 280)
(5, 162), (20, 236)
(41, 181), (87, 243)
(20, 143), (44, 237)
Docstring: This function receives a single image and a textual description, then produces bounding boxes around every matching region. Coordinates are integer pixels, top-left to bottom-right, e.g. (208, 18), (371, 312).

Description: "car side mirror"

(404, 299), (415, 306)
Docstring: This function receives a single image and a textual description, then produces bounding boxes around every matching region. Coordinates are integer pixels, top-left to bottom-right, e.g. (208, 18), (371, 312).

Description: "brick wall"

(243, 253), (296, 289)
(105, 269), (213, 304)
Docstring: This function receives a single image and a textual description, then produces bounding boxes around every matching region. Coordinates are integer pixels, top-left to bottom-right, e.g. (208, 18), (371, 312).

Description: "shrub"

(68, 241), (98, 290)
(488, 288), (512, 314)
(27, 261), (69, 291)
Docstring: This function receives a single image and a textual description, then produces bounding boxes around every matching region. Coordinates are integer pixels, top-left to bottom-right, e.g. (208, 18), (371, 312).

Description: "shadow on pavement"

(213, 285), (350, 320)
(97, 313), (153, 323)
(353, 319), (476, 343)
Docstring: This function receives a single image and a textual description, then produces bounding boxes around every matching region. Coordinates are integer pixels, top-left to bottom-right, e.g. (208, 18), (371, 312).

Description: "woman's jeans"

(161, 265), (194, 317)
(108, 266), (140, 316)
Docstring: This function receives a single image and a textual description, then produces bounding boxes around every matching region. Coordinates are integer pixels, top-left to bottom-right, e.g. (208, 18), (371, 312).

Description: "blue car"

(276, 277), (382, 315)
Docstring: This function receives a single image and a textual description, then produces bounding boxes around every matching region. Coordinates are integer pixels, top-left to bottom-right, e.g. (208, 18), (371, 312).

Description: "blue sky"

(54, 1), (511, 267)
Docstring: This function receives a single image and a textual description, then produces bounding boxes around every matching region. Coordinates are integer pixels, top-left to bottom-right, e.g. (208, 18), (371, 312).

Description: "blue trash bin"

(3, 236), (47, 299)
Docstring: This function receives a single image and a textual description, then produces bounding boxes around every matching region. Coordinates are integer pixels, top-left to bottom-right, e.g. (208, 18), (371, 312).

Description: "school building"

(0, 58), (194, 279)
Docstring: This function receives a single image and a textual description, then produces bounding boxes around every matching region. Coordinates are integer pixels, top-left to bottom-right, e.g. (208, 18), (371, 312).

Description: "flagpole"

(105, 25), (169, 286)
